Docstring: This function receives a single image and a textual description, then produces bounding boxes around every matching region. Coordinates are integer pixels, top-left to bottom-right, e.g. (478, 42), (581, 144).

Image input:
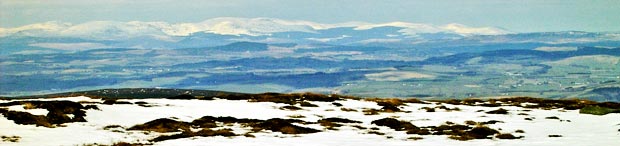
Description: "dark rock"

(134, 101), (148, 105)
(189, 116), (317, 135)
(467, 126), (500, 139)
(371, 118), (418, 131)
(318, 117), (362, 124)
(151, 128), (236, 142)
(280, 105), (302, 110)
(408, 136), (424, 140)
(166, 94), (196, 100)
(376, 101), (402, 112)
(0, 101), (88, 127)
(84, 105), (99, 110)
(340, 108), (357, 112)
(368, 131), (385, 135)
(256, 118), (321, 134)
(465, 120), (477, 125)
(128, 118), (190, 133)
(432, 124), (471, 135)
(496, 133), (522, 139)
(481, 120), (503, 125)
(102, 99), (132, 105)
(545, 116), (560, 120)
(0, 110), (52, 127)
(103, 125), (124, 130)
(406, 128), (431, 135)
(299, 102), (319, 107)
(420, 107), (435, 112)
(486, 108), (509, 114)
(548, 135), (563, 137)
(1, 136), (21, 143)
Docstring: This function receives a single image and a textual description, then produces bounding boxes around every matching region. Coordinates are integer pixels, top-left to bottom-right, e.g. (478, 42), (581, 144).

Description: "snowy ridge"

(0, 17), (510, 40)
(1, 94), (619, 146)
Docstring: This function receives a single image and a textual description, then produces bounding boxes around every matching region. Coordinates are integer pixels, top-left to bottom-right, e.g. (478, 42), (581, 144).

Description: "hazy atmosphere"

(2, 0), (620, 32)
(2, 1), (620, 146)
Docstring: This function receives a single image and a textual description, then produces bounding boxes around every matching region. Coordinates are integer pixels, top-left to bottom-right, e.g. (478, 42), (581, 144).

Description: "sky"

(1, 0), (619, 32)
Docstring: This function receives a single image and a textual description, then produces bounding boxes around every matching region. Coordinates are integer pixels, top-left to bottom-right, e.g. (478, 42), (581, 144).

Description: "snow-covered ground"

(1, 96), (619, 146)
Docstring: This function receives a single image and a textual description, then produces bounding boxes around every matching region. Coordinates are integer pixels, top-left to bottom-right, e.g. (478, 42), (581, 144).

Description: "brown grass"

(127, 118), (190, 133)
(22, 103), (36, 109)
(151, 128), (237, 142)
(299, 102), (319, 107)
(464, 120), (477, 125)
(318, 121), (342, 129)
(340, 108), (358, 112)
(367, 131), (385, 135)
(351, 125), (367, 130)
(287, 115), (306, 118)
(369, 118), (506, 141)
(1, 136), (21, 142)
(408, 136), (424, 141)
(243, 133), (256, 138)
(436, 105), (461, 111)
(371, 118), (418, 131)
(0, 101), (89, 127)
(318, 118), (361, 129)
(318, 117), (362, 124)
(362, 109), (380, 115)
(279, 105), (303, 111)
(0, 110), (53, 127)
(428, 97), (619, 111)
(446, 126), (499, 140)
(495, 133), (522, 139)
(486, 108), (509, 114)
(480, 120), (503, 125)
(545, 116), (560, 120)
(258, 118), (321, 134)
(548, 135), (563, 137)
(420, 107), (435, 112)
(110, 142), (148, 146)
(103, 125), (123, 130)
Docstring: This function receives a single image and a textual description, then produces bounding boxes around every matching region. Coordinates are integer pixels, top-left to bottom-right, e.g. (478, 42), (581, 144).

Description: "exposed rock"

(127, 118), (191, 133)
(496, 133), (522, 139)
(0, 101), (88, 127)
(486, 108), (509, 114)
(371, 118), (418, 131)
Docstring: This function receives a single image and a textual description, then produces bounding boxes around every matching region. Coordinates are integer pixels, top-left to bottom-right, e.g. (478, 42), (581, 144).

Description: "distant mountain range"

(1, 18), (619, 55)
(1, 18), (619, 101)
(0, 17), (508, 38)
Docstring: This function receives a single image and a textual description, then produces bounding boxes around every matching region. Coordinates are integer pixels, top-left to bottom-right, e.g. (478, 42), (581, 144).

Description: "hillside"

(1, 91), (619, 145)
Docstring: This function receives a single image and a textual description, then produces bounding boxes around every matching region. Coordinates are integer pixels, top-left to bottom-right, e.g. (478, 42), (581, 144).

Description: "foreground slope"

(1, 92), (619, 146)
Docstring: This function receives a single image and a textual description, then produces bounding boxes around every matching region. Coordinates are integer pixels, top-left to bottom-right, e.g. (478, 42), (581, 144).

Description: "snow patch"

(546, 55), (620, 65)
(6, 105), (48, 116)
(534, 47), (578, 52)
(365, 71), (435, 81)
(2, 96), (619, 146)
(440, 23), (509, 36)
(28, 43), (110, 51)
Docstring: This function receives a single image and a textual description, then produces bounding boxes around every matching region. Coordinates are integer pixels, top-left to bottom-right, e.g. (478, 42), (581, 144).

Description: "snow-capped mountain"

(3, 17), (620, 53)
(0, 17), (509, 40)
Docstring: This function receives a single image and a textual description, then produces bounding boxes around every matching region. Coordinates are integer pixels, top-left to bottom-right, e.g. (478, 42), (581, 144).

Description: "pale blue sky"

(1, 0), (619, 32)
